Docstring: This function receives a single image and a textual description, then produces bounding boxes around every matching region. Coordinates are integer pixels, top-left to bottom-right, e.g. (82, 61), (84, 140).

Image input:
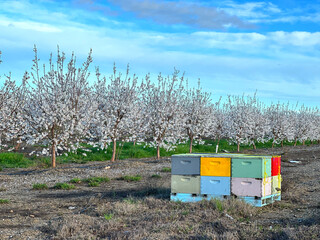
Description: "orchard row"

(0, 48), (319, 167)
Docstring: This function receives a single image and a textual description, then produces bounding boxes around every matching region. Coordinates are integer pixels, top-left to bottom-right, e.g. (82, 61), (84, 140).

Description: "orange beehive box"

(200, 157), (231, 177)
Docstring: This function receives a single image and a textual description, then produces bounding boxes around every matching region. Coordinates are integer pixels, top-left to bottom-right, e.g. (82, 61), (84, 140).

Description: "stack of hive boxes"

(171, 153), (281, 207)
(271, 156), (281, 197)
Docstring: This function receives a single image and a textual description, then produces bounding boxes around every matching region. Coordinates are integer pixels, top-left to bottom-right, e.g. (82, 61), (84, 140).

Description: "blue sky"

(0, 0), (320, 106)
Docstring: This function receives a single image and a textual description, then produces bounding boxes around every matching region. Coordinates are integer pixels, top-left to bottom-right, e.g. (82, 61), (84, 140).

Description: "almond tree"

(183, 79), (214, 153)
(23, 46), (94, 167)
(309, 108), (320, 144)
(246, 96), (268, 149)
(141, 69), (185, 159)
(93, 64), (140, 162)
(266, 102), (293, 148)
(0, 52), (27, 150)
(292, 105), (316, 146)
(225, 94), (259, 152)
(212, 98), (228, 153)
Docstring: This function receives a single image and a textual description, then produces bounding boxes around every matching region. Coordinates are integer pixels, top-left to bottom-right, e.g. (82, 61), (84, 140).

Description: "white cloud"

(220, 1), (281, 18)
(0, 18), (61, 33)
(268, 31), (320, 47)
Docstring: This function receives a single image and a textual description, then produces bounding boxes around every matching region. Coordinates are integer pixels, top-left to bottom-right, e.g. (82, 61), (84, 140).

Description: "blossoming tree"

(23, 46), (94, 167)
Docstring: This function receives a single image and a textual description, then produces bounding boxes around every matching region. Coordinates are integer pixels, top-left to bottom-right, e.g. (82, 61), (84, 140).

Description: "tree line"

(0, 47), (319, 167)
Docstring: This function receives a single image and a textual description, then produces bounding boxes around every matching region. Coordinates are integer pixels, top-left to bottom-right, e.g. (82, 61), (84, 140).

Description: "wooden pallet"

(170, 193), (281, 207)
(235, 193), (281, 207)
(170, 193), (230, 202)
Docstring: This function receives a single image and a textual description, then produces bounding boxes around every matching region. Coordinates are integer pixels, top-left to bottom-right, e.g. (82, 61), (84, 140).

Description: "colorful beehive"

(171, 155), (200, 175)
(200, 157), (231, 176)
(201, 176), (230, 195)
(231, 157), (272, 178)
(231, 177), (272, 197)
(271, 156), (281, 176)
(171, 175), (200, 194)
(170, 153), (281, 207)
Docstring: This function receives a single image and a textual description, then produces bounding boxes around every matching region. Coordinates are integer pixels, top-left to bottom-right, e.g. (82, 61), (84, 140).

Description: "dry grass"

(46, 196), (263, 239)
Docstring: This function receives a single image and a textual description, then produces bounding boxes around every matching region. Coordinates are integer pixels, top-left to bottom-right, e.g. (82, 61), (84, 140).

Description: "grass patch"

(53, 183), (75, 190)
(273, 202), (294, 209)
(213, 199), (224, 212)
(118, 175), (142, 182)
(151, 174), (162, 179)
(32, 183), (48, 190)
(83, 176), (110, 187)
(123, 198), (138, 204)
(104, 213), (113, 220)
(161, 167), (171, 172)
(0, 138), (316, 169)
(0, 152), (34, 168)
(0, 199), (10, 204)
(69, 178), (82, 184)
(88, 181), (100, 187)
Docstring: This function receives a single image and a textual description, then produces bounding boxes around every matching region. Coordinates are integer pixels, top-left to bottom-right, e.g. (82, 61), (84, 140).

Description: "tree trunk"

(111, 139), (116, 162)
(302, 140), (305, 145)
(189, 137), (193, 153)
(272, 141), (275, 148)
(253, 142), (256, 150)
(51, 143), (56, 168)
(157, 145), (160, 160)
(294, 139), (297, 147)
(133, 140), (136, 146)
(216, 138), (220, 153)
(51, 125), (56, 168)
(237, 141), (240, 152)
(14, 142), (21, 151)
(281, 140), (283, 147)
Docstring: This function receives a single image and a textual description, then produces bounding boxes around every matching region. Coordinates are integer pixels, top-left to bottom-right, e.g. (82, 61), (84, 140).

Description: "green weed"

(182, 210), (189, 216)
(69, 178), (82, 184)
(151, 174), (162, 179)
(53, 183), (75, 190)
(88, 181), (100, 187)
(160, 167), (171, 172)
(104, 213), (113, 220)
(83, 176), (110, 187)
(0, 199), (9, 204)
(32, 183), (48, 190)
(119, 175), (142, 182)
(214, 199), (224, 212)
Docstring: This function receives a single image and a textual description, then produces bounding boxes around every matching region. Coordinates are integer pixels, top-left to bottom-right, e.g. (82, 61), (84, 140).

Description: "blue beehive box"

(201, 176), (230, 195)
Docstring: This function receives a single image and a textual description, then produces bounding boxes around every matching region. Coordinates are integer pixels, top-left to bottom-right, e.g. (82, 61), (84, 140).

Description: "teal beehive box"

(231, 157), (271, 178)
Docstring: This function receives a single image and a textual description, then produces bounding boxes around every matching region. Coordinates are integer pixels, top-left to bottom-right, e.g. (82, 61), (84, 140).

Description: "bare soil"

(0, 145), (319, 239)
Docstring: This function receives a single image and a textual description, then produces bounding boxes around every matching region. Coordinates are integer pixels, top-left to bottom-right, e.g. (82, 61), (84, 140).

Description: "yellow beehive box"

(271, 175), (281, 194)
(201, 157), (231, 177)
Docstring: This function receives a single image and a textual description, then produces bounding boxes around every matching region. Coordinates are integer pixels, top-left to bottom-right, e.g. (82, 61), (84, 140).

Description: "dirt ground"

(0, 145), (319, 240)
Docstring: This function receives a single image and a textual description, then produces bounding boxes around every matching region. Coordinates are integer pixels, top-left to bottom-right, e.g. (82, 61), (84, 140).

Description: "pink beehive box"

(231, 177), (272, 197)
